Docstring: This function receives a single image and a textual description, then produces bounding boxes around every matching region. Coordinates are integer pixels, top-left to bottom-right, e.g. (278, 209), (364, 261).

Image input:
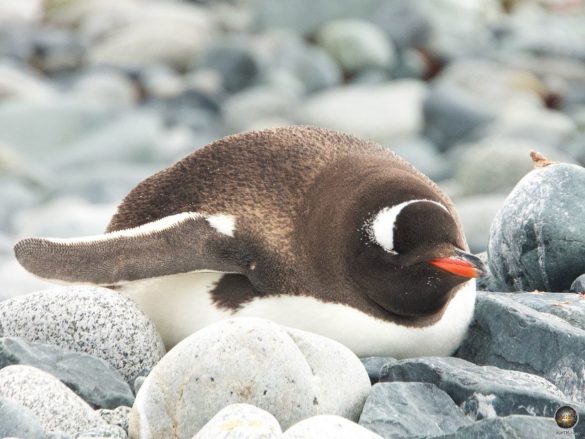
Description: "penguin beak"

(427, 248), (486, 279)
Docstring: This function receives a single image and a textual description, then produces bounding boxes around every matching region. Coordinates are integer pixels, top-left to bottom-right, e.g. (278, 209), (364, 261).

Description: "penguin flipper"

(14, 212), (245, 286)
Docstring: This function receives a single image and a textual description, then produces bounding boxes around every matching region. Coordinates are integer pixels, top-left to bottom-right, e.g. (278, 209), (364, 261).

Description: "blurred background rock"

(0, 0), (584, 298)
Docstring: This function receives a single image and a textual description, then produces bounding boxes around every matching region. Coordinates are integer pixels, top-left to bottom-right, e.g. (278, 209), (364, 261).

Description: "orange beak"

(427, 249), (486, 279)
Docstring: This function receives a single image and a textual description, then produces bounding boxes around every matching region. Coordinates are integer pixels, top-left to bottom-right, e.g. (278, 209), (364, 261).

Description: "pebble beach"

(1, 0), (585, 438)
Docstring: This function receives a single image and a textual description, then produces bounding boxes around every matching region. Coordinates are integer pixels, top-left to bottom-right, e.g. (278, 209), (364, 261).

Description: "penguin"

(14, 126), (484, 358)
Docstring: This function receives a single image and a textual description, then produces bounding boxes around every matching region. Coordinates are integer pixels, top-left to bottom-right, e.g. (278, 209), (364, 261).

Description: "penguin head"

(350, 196), (485, 318)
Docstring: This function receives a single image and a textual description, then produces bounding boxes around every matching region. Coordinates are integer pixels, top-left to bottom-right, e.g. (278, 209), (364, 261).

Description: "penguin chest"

(119, 272), (476, 358)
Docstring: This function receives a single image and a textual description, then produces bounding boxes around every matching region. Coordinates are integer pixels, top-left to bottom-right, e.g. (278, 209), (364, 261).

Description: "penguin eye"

(368, 199), (448, 254)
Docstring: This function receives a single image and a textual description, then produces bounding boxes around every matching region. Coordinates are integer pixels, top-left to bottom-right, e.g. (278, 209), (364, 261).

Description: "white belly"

(120, 272), (476, 358)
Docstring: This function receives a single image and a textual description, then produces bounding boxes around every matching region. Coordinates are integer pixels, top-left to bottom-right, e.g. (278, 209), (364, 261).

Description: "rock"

(360, 357), (396, 385)
(454, 194), (506, 253)
(0, 286), (165, 382)
(0, 397), (46, 439)
(48, 164), (160, 204)
(453, 138), (573, 196)
(474, 252), (499, 292)
(197, 40), (261, 94)
(499, 292), (585, 331)
(423, 60), (545, 150)
(380, 356), (578, 419)
(88, 4), (214, 71)
(284, 415), (382, 439)
(71, 69), (138, 108)
(0, 99), (114, 155)
(0, 337), (134, 409)
(139, 65), (185, 100)
(130, 317), (370, 437)
(359, 382), (471, 437)
(13, 198), (113, 238)
(0, 62), (56, 102)
(0, 178), (42, 233)
(31, 28), (87, 74)
(423, 82), (495, 152)
(47, 110), (167, 169)
(485, 103), (577, 148)
(266, 34), (342, 94)
(315, 19), (395, 75)
(488, 161), (585, 292)
(193, 404), (282, 439)
(440, 415), (570, 439)
(252, 0), (382, 35)
(0, 259), (55, 301)
(98, 406), (131, 434)
(456, 292), (585, 404)
(222, 86), (299, 134)
(0, 365), (125, 437)
(368, 0), (431, 49)
(391, 137), (450, 182)
(298, 80), (426, 145)
(571, 275), (585, 293)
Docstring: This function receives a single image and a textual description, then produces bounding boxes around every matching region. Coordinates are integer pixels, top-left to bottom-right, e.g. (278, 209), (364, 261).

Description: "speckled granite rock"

(0, 336), (134, 409)
(130, 317), (370, 438)
(284, 415), (382, 439)
(488, 161), (585, 292)
(359, 382), (472, 437)
(456, 292), (585, 404)
(0, 397), (46, 439)
(438, 415), (572, 439)
(193, 404), (282, 439)
(0, 286), (165, 382)
(98, 406), (131, 434)
(380, 356), (579, 420)
(0, 365), (125, 437)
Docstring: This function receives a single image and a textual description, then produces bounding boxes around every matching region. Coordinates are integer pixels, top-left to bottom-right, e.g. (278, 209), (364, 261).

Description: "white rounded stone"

(129, 317), (370, 438)
(193, 404), (282, 439)
(284, 415), (382, 439)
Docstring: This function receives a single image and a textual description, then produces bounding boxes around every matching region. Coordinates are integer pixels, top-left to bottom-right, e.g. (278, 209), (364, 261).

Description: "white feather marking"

(43, 212), (203, 245)
(206, 214), (236, 237)
(369, 199), (448, 253)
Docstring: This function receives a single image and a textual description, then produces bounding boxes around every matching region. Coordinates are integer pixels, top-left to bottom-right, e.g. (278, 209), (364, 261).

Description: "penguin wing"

(14, 212), (247, 286)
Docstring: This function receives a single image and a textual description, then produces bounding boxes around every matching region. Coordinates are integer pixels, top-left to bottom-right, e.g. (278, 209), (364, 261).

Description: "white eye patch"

(368, 199), (448, 254)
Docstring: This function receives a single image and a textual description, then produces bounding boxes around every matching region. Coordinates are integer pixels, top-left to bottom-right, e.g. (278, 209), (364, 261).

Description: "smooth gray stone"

(488, 162), (585, 292)
(454, 194), (506, 254)
(359, 382), (472, 437)
(0, 337), (134, 409)
(456, 292), (585, 404)
(380, 356), (579, 420)
(392, 137), (450, 182)
(360, 357), (396, 385)
(423, 82), (495, 151)
(496, 292), (585, 331)
(315, 19), (395, 75)
(368, 0), (431, 49)
(0, 397), (46, 439)
(252, 0), (383, 35)
(197, 41), (261, 94)
(438, 415), (572, 439)
(285, 415), (381, 438)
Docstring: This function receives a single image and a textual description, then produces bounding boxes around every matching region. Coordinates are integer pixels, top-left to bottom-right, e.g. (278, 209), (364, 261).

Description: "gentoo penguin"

(15, 126), (484, 358)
